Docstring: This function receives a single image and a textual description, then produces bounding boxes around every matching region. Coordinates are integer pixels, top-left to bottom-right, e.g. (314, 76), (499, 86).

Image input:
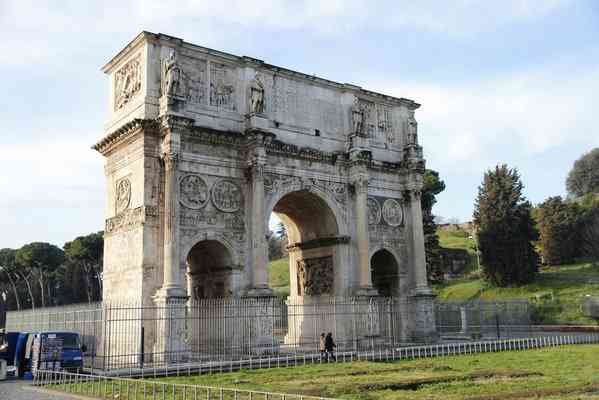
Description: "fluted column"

(246, 139), (273, 297)
(354, 174), (372, 288)
(407, 189), (429, 291)
(161, 152), (184, 296)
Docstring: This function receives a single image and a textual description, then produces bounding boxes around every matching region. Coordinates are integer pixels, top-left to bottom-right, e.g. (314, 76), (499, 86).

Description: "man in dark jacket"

(325, 332), (336, 361)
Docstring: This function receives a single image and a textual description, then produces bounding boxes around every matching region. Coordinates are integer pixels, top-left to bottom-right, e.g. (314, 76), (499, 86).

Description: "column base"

(245, 286), (274, 298)
(408, 288), (438, 343)
(154, 285), (188, 300)
(354, 286), (379, 297)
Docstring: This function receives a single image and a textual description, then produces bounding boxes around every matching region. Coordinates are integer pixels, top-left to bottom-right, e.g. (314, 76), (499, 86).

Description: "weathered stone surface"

(95, 31), (435, 350)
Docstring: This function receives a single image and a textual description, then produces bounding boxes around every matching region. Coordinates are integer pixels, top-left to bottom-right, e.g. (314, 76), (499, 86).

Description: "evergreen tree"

(566, 148), (599, 198)
(421, 169), (446, 283)
(536, 197), (582, 265)
(473, 165), (539, 286)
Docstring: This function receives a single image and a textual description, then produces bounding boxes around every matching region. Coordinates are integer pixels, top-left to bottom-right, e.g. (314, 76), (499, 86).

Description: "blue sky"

(1, 0), (598, 248)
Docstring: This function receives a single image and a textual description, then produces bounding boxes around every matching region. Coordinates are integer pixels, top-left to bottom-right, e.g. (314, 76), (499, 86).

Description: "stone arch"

(265, 184), (348, 237)
(370, 247), (401, 297)
(180, 231), (240, 268)
(267, 186), (348, 298)
(182, 233), (242, 299)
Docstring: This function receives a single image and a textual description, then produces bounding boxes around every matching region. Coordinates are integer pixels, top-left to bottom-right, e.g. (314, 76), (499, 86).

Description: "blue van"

(13, 331), (86, 377)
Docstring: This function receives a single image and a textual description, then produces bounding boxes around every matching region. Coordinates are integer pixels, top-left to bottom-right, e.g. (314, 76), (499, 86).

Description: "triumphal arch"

(94, 32), (436, 356)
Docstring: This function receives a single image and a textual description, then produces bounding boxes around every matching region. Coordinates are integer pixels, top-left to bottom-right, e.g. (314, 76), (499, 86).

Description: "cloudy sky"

(1, 0), (598, 249)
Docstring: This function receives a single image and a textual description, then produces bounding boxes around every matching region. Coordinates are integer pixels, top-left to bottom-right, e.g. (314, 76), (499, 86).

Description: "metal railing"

(436, 300), (532, 339)
(32, 334), (599, 388)
(7, 297), (536, 371)
(33, 369), (336, 400)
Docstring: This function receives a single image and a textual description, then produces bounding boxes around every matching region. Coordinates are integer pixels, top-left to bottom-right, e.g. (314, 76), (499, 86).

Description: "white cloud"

(0, 0), (574, 66)
(367, 61), (599, 174)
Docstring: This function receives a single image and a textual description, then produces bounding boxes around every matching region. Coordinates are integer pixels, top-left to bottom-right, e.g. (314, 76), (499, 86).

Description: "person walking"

(319, 333), (326, 361)
(325, 332), (336, 362)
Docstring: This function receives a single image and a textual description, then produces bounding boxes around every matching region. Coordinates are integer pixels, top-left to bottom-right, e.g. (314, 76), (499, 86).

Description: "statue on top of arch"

(249, 74), (265, 114)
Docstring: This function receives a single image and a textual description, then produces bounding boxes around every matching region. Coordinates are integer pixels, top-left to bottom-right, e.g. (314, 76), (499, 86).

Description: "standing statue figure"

(249, 75), (265, 114)
(163, 49), (181, 97)
(407, 113), (418, 145)
(351, 99), (364, 134)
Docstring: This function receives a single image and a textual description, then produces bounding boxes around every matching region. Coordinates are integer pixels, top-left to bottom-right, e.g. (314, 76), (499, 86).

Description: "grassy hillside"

(437, 261), (599, 324)
(437, 228), (478, 273)
(268, 257), (290, 298)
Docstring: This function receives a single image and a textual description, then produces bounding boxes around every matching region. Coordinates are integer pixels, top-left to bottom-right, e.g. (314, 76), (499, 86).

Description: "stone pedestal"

(409, 288), (438, 343)
(152, 295), (189, 364)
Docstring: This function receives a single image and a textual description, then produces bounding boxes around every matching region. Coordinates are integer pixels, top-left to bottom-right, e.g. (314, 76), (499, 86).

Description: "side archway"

(370, 248), (400, 297)
(185, 239), (237, 299)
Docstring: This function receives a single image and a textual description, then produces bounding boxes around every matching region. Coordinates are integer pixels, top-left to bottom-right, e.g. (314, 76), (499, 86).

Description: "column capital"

(402, 188), (422, 202)
(162, 152), (179, 171)
(245, 162), (265, 182)
(351, 173), (369, 195)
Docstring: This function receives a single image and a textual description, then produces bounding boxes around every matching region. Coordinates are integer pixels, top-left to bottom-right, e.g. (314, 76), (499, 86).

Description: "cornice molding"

(92, 118), (159, 155)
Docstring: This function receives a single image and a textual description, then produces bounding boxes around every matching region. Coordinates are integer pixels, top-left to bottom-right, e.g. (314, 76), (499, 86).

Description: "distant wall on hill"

(440, 247), (471, 277)
(438, 222), (474, 234)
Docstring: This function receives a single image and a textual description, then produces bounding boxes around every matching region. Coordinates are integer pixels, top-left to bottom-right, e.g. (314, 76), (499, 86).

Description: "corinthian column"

(246, 140), (273, 297)
(406, 189), (430, 293)
(351, 172), (377, 296)
(161, 152), (185, 297)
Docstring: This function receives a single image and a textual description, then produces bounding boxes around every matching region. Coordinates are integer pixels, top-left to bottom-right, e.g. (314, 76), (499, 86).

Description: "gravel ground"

(0, 378), (75, 399)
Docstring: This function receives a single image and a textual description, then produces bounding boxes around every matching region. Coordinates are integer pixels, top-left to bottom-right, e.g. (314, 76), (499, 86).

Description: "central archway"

(272, 190), (341, 298)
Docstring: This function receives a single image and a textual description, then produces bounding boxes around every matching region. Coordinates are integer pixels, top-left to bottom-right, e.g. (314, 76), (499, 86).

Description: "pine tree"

(536, 197), (582, 265)
(473, 165), (539, 286)
(421, 170), (446, 283)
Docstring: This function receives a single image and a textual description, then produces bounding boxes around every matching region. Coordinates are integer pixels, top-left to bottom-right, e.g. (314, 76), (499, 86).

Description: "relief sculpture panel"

(297, 256), (334, 296)
(179, 174), (209, 210)
(210, 63), (236, 110)
(114, 54), (142, 110)
(211, 180), (242, 213)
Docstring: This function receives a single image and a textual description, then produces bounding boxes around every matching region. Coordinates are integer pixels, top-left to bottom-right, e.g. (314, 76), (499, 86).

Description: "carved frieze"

(179, 174), (209, 210)
(180, 209), (218, 227)
(264, 173), (347, 207)
(114, 54), (142, 111)
(382, 199), (403, 227)
(367, 197), (382, 225)
(105, 205), (156, 235)
(211, 180), (242, 213)
(297, 256), (334, 296)
(210, 63), (236, 110)
(115, 178), (131, 213)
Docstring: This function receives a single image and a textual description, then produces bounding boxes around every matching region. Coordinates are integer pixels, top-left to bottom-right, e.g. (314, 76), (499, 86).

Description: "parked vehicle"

(11, 331), (86, 377)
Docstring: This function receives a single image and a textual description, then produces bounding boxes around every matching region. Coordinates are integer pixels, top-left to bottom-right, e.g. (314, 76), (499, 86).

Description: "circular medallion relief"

(382, 198), (403, 227)
(367, 197), (381, 225)
(115, 178), (131, 213)
(180, 175), (209, 210)
(211, 180), (242, 213)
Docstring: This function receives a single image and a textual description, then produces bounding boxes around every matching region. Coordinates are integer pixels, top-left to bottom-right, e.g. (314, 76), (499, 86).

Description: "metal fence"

(435, 300), (532, 339)
(33, 369), (336, 400)
(7, 297), (535, 371)
(32, 334), (599, 392)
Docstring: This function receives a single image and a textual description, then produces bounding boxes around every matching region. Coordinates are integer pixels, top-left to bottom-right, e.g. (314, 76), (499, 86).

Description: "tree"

(0, 248), (22, 310)
(536, 197), (582, 265)
(566, 148), (599, 198)
(16, 242), (65, 307)
(64, 232), (104, 303)
(473, 165), (539, 286)
(421, 169), (446, 283)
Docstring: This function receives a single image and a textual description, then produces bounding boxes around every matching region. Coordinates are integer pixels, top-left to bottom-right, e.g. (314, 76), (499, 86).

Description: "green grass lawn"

(436, 262), (599, 324)
(268, 257), (290, 298)
(156, 345), (599, 399)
